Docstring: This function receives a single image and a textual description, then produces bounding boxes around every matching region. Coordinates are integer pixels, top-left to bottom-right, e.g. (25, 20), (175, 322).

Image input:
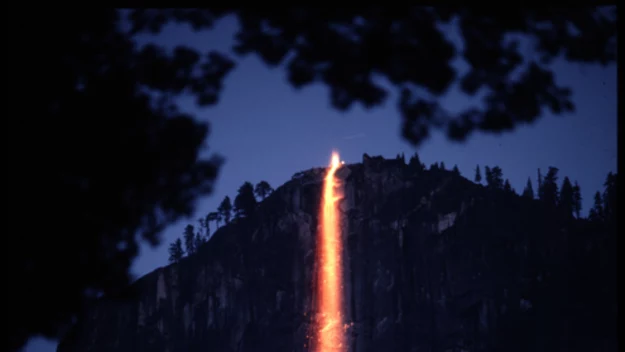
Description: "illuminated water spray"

(314, 151), (346, 351)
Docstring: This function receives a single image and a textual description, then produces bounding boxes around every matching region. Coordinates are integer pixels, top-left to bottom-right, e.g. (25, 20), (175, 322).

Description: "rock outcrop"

(58, 155), (617, 352)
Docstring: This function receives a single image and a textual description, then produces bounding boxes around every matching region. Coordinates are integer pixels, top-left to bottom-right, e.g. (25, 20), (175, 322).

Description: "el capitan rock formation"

(58, 154), (617, 352)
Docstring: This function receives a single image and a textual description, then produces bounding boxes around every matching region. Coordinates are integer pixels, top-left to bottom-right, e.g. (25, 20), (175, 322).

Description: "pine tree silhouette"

(522, 177), (534, 199)
(474, 165), (482, 183)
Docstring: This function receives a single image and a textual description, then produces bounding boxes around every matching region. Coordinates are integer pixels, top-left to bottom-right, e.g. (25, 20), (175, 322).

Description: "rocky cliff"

(58, 154), (617, 352)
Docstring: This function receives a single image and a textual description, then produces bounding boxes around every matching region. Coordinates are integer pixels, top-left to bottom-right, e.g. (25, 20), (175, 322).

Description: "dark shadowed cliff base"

(58, 155), (617, 352)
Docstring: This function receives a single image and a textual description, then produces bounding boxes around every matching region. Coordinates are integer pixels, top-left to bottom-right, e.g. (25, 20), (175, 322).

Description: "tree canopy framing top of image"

(129, 7), (616, 144)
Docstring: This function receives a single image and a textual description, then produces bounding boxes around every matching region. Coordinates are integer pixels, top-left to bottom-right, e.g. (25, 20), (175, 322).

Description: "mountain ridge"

(58, 154), (616, 352)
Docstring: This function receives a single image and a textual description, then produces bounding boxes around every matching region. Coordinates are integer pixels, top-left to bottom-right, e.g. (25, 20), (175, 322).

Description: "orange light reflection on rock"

(315, 151), (346, 352)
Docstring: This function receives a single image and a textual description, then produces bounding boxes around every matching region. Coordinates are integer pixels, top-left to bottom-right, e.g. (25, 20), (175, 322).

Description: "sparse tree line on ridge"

(169, 153), (617, 264)
(168, 180), (274, 263)
(470, 163), (615, 224)
(404, 151), (615, 223)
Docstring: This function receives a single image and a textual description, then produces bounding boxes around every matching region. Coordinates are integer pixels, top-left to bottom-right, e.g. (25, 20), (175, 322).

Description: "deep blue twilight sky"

(25, 14), (616, 352)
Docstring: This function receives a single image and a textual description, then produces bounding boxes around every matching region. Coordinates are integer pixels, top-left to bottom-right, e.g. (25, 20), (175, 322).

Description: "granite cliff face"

(58, 155), (616, 352)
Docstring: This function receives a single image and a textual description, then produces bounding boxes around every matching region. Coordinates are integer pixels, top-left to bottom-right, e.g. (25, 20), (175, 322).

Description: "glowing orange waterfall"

(315, 151), (346, 352)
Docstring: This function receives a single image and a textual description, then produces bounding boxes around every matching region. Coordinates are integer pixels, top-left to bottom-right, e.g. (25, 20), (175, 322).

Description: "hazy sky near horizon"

(25, 14), (617, 352)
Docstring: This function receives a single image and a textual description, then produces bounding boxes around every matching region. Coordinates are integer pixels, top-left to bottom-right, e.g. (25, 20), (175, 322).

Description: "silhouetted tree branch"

(7, 9), (232, 350)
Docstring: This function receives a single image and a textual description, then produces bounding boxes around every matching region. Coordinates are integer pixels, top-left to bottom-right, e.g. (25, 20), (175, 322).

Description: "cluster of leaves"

(167, 181), (274, 263)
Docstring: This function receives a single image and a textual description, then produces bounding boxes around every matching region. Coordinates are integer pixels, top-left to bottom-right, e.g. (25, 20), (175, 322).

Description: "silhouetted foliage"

(572, 181), (582, 218)
(10, 7), (617, 349)
(254, 181), (274, 201)
(408, 152), (425, 172)
(503, 179), (514, 194)
(430, 162), (440, 171)
(183, 225), (196, 255)
(474, 165), (482, 183)
(602, 172), (617, 223)
(395, 152), (408, 165)
(559, 177), (575, 217)
(8, 9), (231, 349)
(485, 166), (504, 189)
(540, 167), (560, 206)
(439, 162), (446, 170)
(194, 231), (205, 251)
(452, 165), (460, 176)
(128, 8), (615, 145)
(522, 177), (534, 199)
(168, 238), (184, 264)
(537, 168), (544, 200)
(589, 191), (604, 222)
(234, 182), (258, 218)
(218, 196), (233, 224)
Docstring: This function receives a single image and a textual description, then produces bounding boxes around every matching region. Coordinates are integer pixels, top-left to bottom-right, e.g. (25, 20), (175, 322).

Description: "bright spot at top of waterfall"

(331, 152), (340, 168)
